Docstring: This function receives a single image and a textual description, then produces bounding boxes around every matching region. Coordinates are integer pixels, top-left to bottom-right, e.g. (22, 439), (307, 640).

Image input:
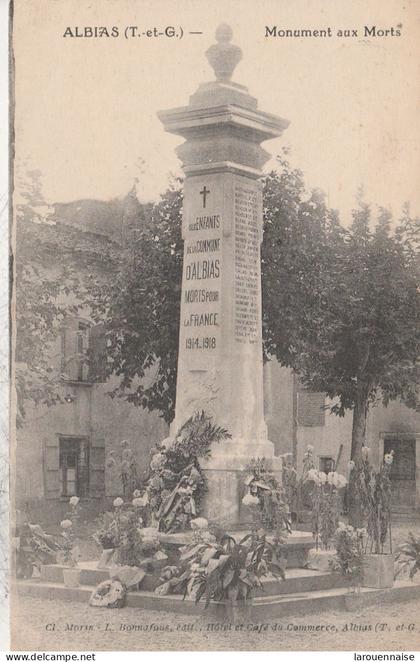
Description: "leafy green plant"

(305, 469), (347, 550)
(330, 524), (366, 592)
(156, 530), (286, 606)
(146, 410), (231, 533)
(105, 440), (140, 499)
(395, 532), (420, 580)
(242, 458), (291, 539)
(353, 448), (394, 554)
(16, 523), (62, 578)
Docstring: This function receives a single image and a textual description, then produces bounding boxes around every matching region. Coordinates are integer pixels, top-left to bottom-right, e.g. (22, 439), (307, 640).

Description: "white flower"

(60, 519), (72, 530)
(113, 497), (124, 508)
(384, 453), (394, 465)
(306, 444), (314, 453)
(306, 468), (320, 484)
(336, 474), (347, 489)
(337, 521), (346, 530)
(69, 496), (79, 506)
(318, 471), (327, 484)
(190, 517), (209, 530)
(348, 460), (355, 472)
(327, 471), (338, 486)
(150, 452), (167, 471)
(133, 489), (141, 498)
(242, 493), (259, 506)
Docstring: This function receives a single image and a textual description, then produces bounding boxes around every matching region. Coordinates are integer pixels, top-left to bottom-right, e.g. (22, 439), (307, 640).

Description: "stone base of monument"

(202, 438), (283, 526)
(16, 566), (420, 619)
(158, 530), (314, 569)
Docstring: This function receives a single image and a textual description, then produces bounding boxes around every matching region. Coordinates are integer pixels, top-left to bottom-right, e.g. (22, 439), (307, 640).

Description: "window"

(44, 435), (105, 499)
(61, 316), (106, 383)
(319, 456), (335, 474)
(59, 437), (89, 497)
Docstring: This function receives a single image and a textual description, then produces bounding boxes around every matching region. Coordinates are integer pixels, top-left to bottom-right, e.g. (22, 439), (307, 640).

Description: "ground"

(10, 594), (420, 651)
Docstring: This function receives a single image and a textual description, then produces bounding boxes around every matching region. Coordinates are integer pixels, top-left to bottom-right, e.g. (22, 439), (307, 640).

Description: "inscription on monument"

(234, 185), (259, 343)
(182, 210), (221, 354)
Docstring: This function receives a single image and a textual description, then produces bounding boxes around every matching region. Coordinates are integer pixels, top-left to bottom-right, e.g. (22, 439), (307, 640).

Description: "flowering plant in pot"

(242, 457), (291, 541)
(304, 469), (347, 570)
(352, 447), (395, 588)
(95, 495), (167, 587)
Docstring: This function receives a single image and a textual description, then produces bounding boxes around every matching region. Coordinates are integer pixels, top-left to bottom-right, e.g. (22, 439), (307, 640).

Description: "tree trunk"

(349, 387), (369, 528)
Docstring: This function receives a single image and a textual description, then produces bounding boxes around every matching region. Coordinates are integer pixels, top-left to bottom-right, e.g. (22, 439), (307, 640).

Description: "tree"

(264, 189), (420, 525)
(105, 179), (183, 423)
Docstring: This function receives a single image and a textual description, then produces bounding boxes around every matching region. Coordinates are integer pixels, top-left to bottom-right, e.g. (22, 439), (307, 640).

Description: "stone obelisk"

(159, 24), (289, 525)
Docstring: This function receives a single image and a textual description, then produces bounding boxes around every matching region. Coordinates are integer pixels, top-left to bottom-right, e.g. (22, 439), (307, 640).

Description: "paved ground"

(9, 593), (420, 651)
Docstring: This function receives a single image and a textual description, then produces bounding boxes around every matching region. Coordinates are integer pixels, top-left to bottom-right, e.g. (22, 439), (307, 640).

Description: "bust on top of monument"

(205, 23), (243, 82)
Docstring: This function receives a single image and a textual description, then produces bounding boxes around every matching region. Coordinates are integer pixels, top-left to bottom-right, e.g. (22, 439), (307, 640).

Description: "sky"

(12, 0), (420, 224)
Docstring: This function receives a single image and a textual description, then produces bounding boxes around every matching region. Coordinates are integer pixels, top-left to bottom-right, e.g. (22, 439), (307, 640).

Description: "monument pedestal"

(203, 438), (283, 525)
(158, 24), (289, 526)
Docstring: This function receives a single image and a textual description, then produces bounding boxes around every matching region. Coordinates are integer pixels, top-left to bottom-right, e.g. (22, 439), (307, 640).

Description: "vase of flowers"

(353, 447), (395, 588)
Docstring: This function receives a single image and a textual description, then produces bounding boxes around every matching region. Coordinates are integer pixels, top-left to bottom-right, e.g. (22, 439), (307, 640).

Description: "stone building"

(14, 193), (168, 525)
(265, 362), (420, 513)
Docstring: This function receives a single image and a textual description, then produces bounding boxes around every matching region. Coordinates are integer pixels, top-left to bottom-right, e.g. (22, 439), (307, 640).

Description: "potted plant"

(155, 529), (286, 621)
(355, 447), (395, 588)
(242, 457), (292, 540)
(330, 523), (366, 609)
(93, 499), (124, 569)
(16, 522), (61, 579)
(304, 469), (347, 571)
(59, 496), (82, 587)
(60, 518), (80, 587)
(395, 532), (420, 580)
(95, 495), (167, 589)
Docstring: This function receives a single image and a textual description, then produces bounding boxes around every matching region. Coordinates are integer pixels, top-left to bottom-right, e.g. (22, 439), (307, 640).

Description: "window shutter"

(297, 390), (326, 427)
(61, 316), (81, 381)
(89, 437), (105, 497)
(43, 437), (60, 498)
(89, 323), (107, 383)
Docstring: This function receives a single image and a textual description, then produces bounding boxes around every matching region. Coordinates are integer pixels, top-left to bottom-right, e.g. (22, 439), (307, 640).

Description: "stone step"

(39, 562), (344, 595)
(256, 569), (347, 596)
(16, 578), (420, 619)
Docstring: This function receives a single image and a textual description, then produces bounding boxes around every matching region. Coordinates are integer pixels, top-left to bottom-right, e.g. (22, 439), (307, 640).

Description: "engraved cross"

(200, 185), (210, 208)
